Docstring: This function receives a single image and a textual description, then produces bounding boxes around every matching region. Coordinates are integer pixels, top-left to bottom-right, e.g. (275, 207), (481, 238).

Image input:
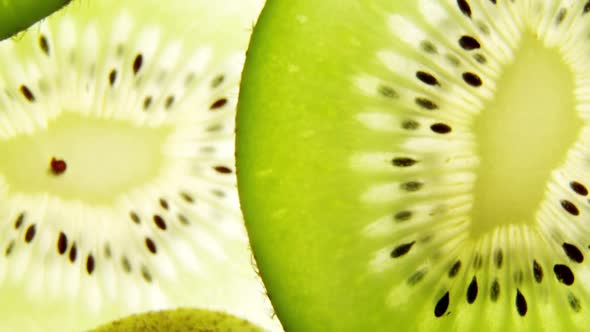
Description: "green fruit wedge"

(238, 0), (590, 331)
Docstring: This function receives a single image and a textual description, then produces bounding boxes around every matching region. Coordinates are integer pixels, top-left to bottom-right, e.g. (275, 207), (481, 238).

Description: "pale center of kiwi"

(470, 32), (582, 237)
(0, 112), (172, 204)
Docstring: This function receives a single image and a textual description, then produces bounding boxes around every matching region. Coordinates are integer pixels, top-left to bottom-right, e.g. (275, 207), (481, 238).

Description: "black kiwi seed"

(462, 72), (483, 87)
(553, 264), (575, 285)
(153, 215), (167, 230)
(13, 213), (24, 229)
(560, 200), (580, 216)
(458, 36), (481, 50)
(159, 198), (169, 210)
(416, 71), (440, 86)
(431, 123), (452, 134)
(434, 291), (450, 317)
(214, 166), (233, 174)
(19, 85), (35, 102)
(39, 35), (50, 56)
(584, 1), (590, 15)
(108, 69), (117, 86)
(515, 289), (528, 316)
(562, 243), (584, 263)
(57, 232), (68, 255)
(24, 224), (36, 243)
(490, 279), (500, 302)
(466, 276), (478, 303)
(69, 243), (78, 263)
(570, 181), (588, 196)
(456, 0), (472, 18)
(533, 260), (543, 283)
(449, 260), (462, 278)
(86, 254), (95, 274)
(392, 158), (418, 167)
(145, 237), (157, 254)
(390, 241), (416, 258)
(210, 98), (228, 110)
(132, 53), (143, 75)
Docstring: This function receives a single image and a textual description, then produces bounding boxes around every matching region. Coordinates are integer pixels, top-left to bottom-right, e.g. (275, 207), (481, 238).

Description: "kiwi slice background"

(238, 0), (590, 331)
(90, 308), (264, 332)
(0, 0), (71, 41)
(0, 1), (280, 331)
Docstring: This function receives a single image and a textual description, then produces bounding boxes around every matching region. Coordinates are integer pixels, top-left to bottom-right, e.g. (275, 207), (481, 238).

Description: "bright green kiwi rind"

(89, 308), (265, 332)
(0, 0), (275, 331)
(238, 1), (415, 330)
(0, 0), (71, 41)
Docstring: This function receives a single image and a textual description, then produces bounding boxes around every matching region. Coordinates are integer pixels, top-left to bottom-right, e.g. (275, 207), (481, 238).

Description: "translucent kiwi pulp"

(0, 1), (276, 331)
(238, 0), (590, 331)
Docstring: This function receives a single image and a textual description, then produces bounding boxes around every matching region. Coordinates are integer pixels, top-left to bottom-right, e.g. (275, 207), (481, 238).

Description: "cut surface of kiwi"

(90, 308), (264, 332)
(237, 0), (590, 331)
(0, 1), (278, 331)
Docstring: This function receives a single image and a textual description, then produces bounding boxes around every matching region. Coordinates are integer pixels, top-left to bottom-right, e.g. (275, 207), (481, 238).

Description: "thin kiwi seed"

(24, 224), (36, 243)
(448, 260), (461, 278)
(420, 40), (438, 54)
(415, 97), (438, 110)
(378, 84), (399, 99)
(533, 260), (543, 283)
(13, 213), (24, 229)
(39, 35), (50, 56)
(568, 293), (581, 312)
(390, 241), (416, 258)
(19, 84), (35, 102)
(400, 181), (423, 192)
(69, 243), (78, 263)
(494, 249), (503, 269)
(466, 276), (478, 303)
(456, 0), (472, 18)
(132, 53), (143, 75)
(210, 97), (228, 110)
(490, 279), (500, 302)
(392, 158), (417, 167)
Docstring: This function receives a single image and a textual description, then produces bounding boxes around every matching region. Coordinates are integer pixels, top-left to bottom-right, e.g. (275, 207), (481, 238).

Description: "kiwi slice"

(238, 0), (590, 331)
(0, 0), (71, 41)
(90, 308), (264, 332)
(0, 1), (276, 331)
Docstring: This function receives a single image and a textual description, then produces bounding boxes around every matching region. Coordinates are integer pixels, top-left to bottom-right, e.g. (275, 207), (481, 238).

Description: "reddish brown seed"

(50, 157), (67, 175)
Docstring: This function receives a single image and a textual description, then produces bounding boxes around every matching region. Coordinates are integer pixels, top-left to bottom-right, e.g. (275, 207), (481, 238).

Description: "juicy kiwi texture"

(237, 0), (590, 331)
(0, 1), (276, 331)
(90, 308), (264, 332)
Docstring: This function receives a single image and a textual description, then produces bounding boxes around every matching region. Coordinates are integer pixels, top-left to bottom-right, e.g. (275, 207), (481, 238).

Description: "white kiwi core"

(0, 113), (171, 204)
(471, 32), (583, 237)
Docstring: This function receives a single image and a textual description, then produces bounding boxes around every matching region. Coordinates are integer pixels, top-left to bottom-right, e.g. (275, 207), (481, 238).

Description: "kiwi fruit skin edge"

(0, 1), (278, 331)
(0, 0), (72, 41)
(89, 308), (265, 332)
(238, 0), (590, 331)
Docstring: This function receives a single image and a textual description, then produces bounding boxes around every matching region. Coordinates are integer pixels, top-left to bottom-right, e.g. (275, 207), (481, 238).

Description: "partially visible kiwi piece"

(90, 308), (264, 332)
(0, 1), (277, 331)
(0, 0), (71, 41)
(238, 0), (590, 331)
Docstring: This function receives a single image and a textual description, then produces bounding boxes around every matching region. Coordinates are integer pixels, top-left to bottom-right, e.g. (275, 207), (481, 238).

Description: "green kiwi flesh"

(238, 0), (590, 331)
(0, 1), (276, 331)
(90, 308), (265, 332)
(0, 0), (71, 41)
